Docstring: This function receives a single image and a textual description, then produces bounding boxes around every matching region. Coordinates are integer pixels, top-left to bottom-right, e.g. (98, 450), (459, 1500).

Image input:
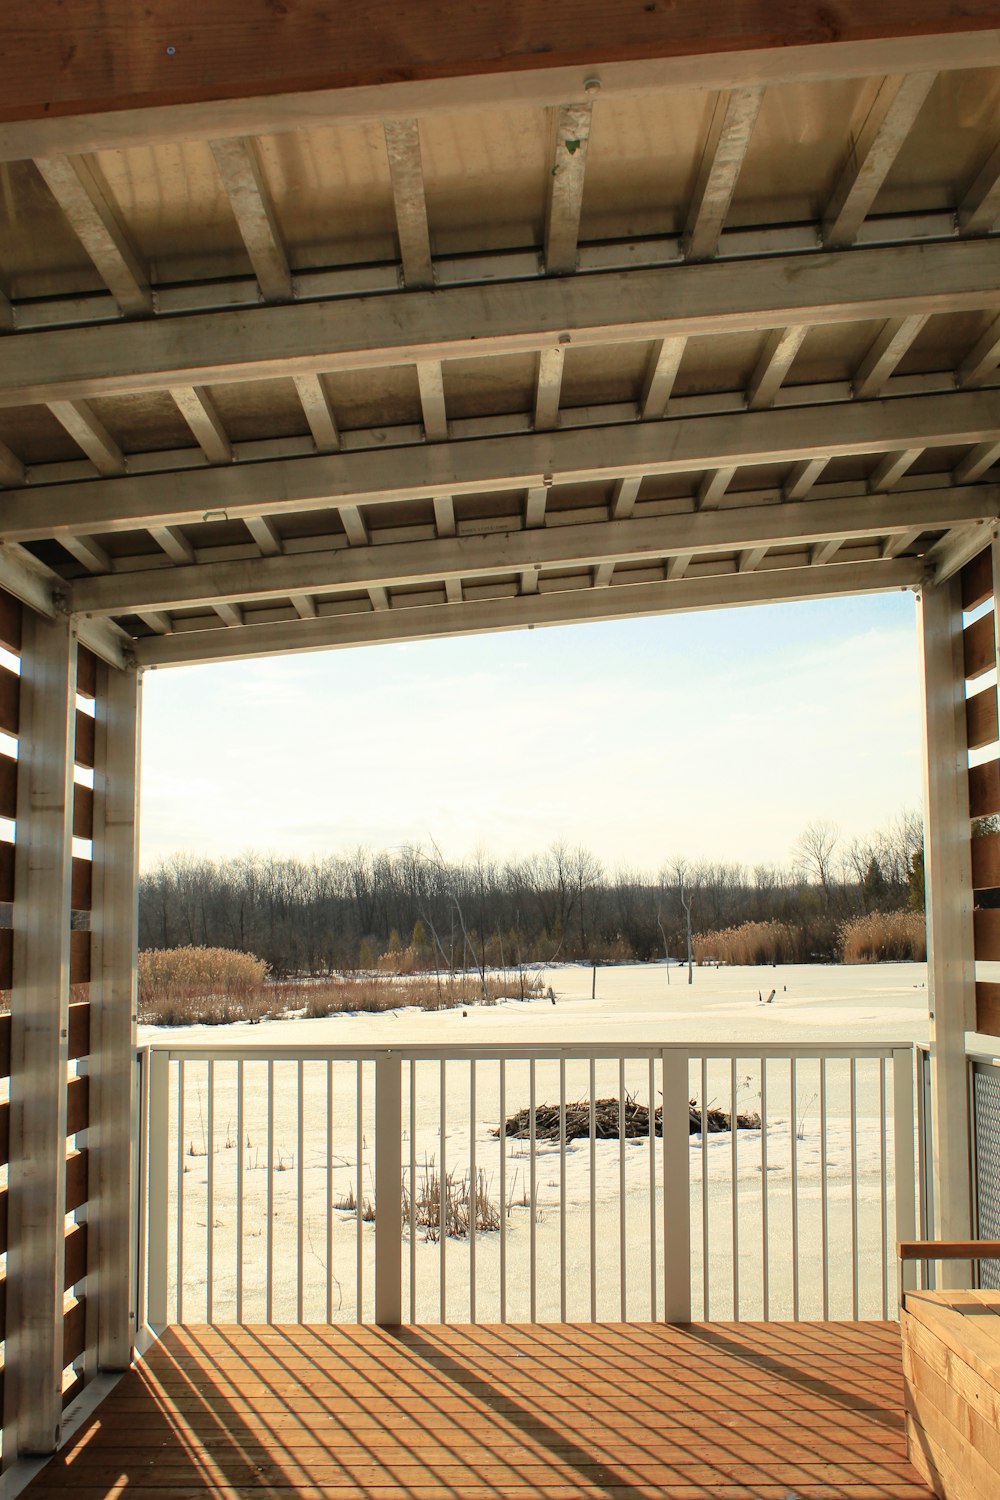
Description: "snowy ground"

(141, 961), (930, 1327)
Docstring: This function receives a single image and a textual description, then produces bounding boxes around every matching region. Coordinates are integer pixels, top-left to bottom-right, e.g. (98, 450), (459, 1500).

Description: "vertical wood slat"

(89, 662), (141, 1370)
(4, 611), (77, 1459)
(976, 981), (1000, 1036)
(966, 686), (999, 751)
(0, 592), (22, 654)
(920, 574), (976, 1283)
(961, 547), (994, 611)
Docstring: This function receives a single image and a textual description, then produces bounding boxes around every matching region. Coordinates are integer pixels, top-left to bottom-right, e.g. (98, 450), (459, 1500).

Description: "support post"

(374, 1053), (402, 1325)
(145, 1050), (170, 1329)
(661, 1049), (692, 1322)
(919, 578), (976, 1287)
(90, 661), (141, 1368)
(4, 610), (77, 1457)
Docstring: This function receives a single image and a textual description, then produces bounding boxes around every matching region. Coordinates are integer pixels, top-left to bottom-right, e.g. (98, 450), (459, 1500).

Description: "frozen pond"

(140, 962), (930, 1328)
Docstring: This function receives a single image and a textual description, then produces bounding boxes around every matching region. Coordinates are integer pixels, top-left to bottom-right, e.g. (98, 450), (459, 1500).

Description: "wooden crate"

(902, 1288), (1000, 1499)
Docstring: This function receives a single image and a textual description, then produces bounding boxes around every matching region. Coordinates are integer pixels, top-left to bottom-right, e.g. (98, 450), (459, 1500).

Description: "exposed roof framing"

(0, 7), (998, 668)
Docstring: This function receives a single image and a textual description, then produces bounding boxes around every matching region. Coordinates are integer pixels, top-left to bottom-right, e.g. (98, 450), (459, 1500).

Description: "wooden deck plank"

(26, 1321), (933, 1500)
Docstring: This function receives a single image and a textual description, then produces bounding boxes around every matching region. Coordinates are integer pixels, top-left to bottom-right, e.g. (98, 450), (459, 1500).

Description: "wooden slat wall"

(0, 598), (101, 1466)
(964, 547), (1000, 1035)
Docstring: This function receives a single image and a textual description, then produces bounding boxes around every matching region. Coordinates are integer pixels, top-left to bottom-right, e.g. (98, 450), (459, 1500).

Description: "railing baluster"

(440, 1058), (447, 1323)
(267, 1059), (274, 1323)
(731, 1057), (739, 1320)
(790, 1057), (799, 1321)
(893, 1047), (918, 1301)
(470, 1059), (477, 1324)
(297, 1059), (305, 1323)
(701, 1057), (709, 1320)
(236, 1059), (244, 1323)
(880, 1056), (889, 1320)
(648, 1055), (656, 1321)
(619, 1056), (627, 1321)
(820, 1057), (829, 1319)
(206, 1059), (214, 1324)
(326, 1060), (333, 1325)
(589, 1058), (596, 1322)
(499, 1059), (507, 1323)
(177, 1059), (186, 1326)
(760, 1056), (768, 1321)
(409, 1058), (417, 1322)
(357, 1059), (364, 1322)
(529, 1058), (536, 1322)
(559, 1057), (567, 1321)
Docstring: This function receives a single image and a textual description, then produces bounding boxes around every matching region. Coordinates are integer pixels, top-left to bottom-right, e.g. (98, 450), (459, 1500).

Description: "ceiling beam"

(955, 440), (1000, 484)
(534, 347), (565, 431)
(746, 325), (808, 410)
(783, 456), (829, 501)
(416, 360), (448, 441)
(959, 141), (1000, 237)
(683, 87), (764, 261)
(869, 448), (923, 490)
(853, 314), (929, 398)
(383, 119), (433, 289)
(68, 482), (998, 617)
(3, 238), (997, 411)
(640, 336), (687, 419)
(150, 526), (195, 565)
(544, 100), (594, 275)
(433, 494), (456, 537)
(48, 399), (125, 475)
(133, 556), (924, 669)
(13, 389), (1000, 542)
(822, 72), (937, 248)
(293, 373), (341, 452)
(61, 534), (111, 573)
(33, 154), (153, 317)
(245, 517), (282, 557)
(0, 442), (25, 487)
(958, 312), (1000, 385)
(170, 385), (233, 464)
(210, 136), (293, 302)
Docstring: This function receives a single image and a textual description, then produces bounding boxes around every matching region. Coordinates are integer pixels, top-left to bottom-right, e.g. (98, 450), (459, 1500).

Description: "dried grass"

(839, 909), (926, 963)
(295, 971), (543, 1018)
(138, 946), (271, 1025)
(693, 920), (803, 966)
(337, 1162), (501, 1240)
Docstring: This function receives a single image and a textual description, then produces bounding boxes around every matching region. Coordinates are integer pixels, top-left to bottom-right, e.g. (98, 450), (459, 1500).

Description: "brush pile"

(496, 1095), (760, 1141)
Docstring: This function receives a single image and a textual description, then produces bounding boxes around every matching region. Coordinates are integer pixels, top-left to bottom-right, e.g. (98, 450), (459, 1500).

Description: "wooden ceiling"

(1, 3), (1000, 668)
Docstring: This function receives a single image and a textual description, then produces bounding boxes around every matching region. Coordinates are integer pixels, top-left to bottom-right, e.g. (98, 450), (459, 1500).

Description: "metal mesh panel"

(974, 1065), (1000, 1290)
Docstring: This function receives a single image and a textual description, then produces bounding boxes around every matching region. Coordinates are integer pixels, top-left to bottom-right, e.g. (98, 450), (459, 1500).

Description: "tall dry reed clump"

(839, 910), (926, 963)
(299, 970), (544, 1017)
(138, 946), (271, 1025)
(693, 920), (803, 966)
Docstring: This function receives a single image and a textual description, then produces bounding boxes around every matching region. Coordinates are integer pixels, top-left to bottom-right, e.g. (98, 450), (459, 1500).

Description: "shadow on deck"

(24, 1320), (933, 1498)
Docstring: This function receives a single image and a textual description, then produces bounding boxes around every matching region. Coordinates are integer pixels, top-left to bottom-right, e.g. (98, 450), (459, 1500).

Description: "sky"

(137, 588), (923, 875)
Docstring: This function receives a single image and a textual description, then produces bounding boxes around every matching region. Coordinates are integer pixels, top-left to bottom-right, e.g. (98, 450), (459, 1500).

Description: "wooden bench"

(898, 1240), (1000, 1500)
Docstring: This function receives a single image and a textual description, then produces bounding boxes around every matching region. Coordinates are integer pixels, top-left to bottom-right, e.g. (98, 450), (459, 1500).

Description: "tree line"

(138, 812), (924, 977)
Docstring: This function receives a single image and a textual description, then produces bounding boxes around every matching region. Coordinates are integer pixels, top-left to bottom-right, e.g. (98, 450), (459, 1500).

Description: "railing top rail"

(966, 1044), (1000, 1066)
(139, 1039), (914, 1063)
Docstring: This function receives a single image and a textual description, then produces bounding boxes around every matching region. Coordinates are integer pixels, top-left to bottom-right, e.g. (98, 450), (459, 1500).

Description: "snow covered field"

(141, 962), (930, 1328)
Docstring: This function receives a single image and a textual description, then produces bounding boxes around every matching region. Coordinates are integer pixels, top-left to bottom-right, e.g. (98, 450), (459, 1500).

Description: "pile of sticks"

(496, 1095), (761, 1141)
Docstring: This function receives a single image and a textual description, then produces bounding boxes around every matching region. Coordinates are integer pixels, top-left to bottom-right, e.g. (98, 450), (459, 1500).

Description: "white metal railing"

(138, 1040), (919, 1328)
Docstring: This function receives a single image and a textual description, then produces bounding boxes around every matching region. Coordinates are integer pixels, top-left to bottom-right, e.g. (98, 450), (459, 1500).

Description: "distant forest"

(138, 813), (925, 977)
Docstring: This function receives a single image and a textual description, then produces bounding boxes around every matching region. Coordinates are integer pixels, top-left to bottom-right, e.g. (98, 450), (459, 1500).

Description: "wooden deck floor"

(26, 1321), (933, 1499)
